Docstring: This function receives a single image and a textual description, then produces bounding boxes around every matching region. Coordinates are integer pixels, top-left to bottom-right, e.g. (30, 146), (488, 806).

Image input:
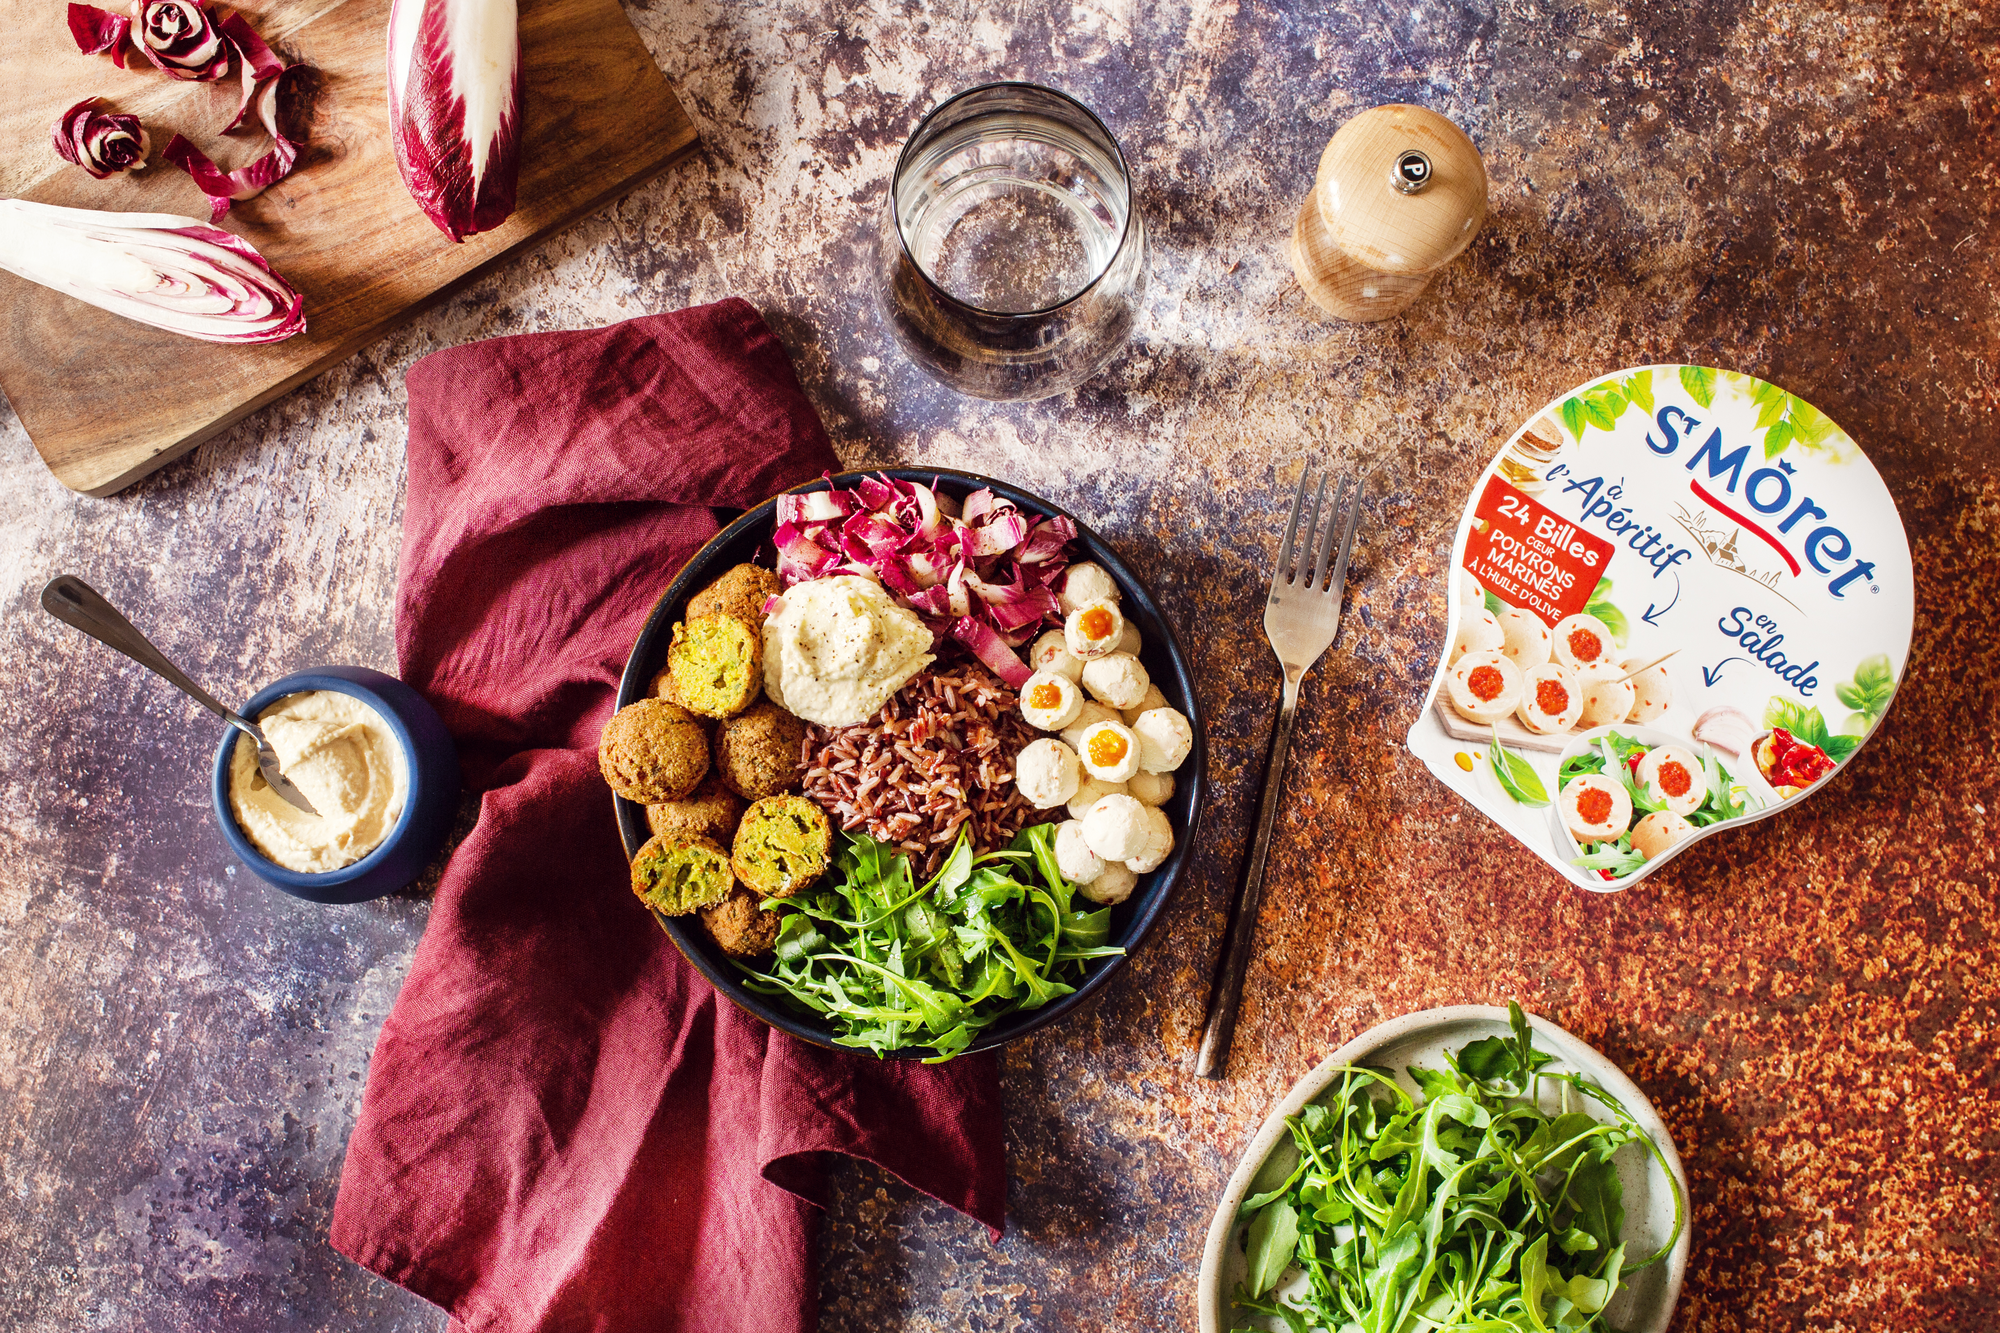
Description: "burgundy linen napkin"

(330, 298), (1005, 1333)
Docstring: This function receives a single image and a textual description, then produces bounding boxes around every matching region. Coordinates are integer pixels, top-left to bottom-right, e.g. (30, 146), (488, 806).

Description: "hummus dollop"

(228, 690), (407, 873)
(762, 577), (935, 726)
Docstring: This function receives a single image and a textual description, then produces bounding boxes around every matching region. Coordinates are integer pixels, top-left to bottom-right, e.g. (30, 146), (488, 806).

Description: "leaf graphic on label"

(1622, 368), (1654, 413)
(1754, 385), (1789, 429)
(1583, 395), (1618, 430)
(1489, 728), (1552, 807)
(1680, 365), (1716, 407)
(1763, 419), (1795, 457)
(1560, 397), (1587, 439)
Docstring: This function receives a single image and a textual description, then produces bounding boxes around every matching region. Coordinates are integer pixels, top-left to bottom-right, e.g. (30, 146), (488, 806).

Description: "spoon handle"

(41, 575), (245, 729)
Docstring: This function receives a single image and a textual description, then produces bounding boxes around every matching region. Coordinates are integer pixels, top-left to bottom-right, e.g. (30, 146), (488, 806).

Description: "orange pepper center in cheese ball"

(1079, 607), (1115, 640)
(1577, 786), (1614, 825)
(1087, 730), (1130, 768)
(1467, 665), (1506, 702)
(1535, 679), (1570, 715)
(1029, 682), (1063, 710)
(1657, 759), (1693, 798)
(1567, 629), (1602, 660)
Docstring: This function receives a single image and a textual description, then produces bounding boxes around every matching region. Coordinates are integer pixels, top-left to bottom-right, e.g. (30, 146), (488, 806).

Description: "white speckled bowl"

(1198, 1006), (1691, 1333)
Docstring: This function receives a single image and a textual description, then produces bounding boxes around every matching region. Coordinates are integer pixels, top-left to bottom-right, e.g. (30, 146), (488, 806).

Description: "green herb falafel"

(630, 833), (735, 915)
(731, 796), (831, 897)
(667, 613), (763, 719)
(646, 774), (746, 845)
(598, 698), (709, 804)
(698, 887), (783, 958)
(687, 563), (783, 628)
(716, 701), (807, 800)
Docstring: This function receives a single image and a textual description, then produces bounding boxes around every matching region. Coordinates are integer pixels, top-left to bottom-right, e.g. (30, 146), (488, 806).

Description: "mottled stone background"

(2, 0), (1995, 1329)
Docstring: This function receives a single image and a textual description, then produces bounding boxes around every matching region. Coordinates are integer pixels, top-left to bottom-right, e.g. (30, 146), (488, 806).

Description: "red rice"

(799, 664), (1056, 879)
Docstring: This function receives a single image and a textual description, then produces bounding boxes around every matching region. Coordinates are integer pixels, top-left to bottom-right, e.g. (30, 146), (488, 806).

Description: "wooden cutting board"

(0, 0), (697, 495)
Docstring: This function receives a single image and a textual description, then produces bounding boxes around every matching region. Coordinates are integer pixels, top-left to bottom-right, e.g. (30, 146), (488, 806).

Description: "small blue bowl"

(211, 666), (460, 904)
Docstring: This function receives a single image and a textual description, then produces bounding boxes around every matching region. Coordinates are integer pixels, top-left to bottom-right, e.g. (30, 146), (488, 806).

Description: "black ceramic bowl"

(616, 467), (1205, 1058)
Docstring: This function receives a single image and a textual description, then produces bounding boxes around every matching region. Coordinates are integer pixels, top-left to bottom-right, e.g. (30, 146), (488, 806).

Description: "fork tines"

(1275, 464), (1363, 595)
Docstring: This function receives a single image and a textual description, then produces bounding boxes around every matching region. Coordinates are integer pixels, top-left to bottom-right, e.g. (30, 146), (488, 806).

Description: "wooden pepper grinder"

(1290, 104), (1488, 322)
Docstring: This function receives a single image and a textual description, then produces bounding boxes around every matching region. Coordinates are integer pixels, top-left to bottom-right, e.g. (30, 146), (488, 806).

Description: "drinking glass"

(877, 82), (1148, 401)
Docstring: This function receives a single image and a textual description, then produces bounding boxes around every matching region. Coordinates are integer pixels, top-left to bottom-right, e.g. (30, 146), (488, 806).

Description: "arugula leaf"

(741, 826), (1124, 1059)
(1243, 1199), (1300, 1297)
(1242, 1015), (1682, 1333)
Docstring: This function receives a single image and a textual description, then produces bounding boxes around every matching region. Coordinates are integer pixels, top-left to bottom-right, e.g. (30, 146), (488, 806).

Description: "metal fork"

(1196, 464), (1364, 1079)
(41, 575), (320, 816)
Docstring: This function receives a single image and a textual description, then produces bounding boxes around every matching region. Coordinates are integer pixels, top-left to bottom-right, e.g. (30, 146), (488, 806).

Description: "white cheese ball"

(1130, 707), (1193, 773)
(1081, 793), (1150, 860)
(1446, 650), (1522, 724)
(1019, 670), (1084, 730)
(1060, 700), (1123, 752)
(1076, 720), (1143, 782)
(1064, 599), (1125, 660)
(1126, 769), (1175, 806)
(1053, 819), (1106, 884)
(1623, 655), (1673, 725)
(1450, 608), (1506, 664)
(1631, 810), (1696, 861)
(1124, 806), (1175, 873)
(1029, 630), (1084, 682)
(1575, 666), (1636, 729)
(1551, 613), (1617, 673)
(1120, 684), (1169, 725)
(1081, 652), (1150, 709)
(1015, 738), (1081, 809)
(1058, 562), (1120, 615)
(1078, 861), (1137, 905)
(1116, 621), (1143, 656)
(1067, 775), (1129, 820)
(1495, 607), (1552, 671)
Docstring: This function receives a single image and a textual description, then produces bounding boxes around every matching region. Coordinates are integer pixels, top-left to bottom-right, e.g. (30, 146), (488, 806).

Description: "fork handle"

(1196, 671), (1304, 1079)
(41, 575), (246, 730)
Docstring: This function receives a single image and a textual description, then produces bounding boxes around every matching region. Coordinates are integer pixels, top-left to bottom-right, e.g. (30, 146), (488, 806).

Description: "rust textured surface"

(1, 0), (1995, 1330)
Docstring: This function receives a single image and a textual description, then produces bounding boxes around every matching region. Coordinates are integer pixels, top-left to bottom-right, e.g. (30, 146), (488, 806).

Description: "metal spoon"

(41, 575), (320, 816)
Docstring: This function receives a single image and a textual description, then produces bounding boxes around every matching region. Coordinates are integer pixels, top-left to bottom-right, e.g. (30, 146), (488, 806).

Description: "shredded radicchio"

(774, 474), (1077, 686)
(51, 98), (150, 179)
(65, 2), (131, 66)
(131, 0), (231, 80)
(62, 1), (312, 218)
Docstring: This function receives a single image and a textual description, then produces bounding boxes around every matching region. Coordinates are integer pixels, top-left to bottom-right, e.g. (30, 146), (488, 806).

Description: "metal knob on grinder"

(1290, 104), (1488, 322)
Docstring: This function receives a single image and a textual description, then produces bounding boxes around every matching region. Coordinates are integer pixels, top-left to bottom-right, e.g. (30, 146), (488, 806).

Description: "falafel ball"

(598, 698), (709, 804)
(646, 774), (746, 844)
(716, 701), (808, 799)
(630, 832), (735, 915)
(667, 613), (764, 719)
(698, 887), (784, 958)
(687, 563), (783, 628)
(649, 664), (692, 709)
(731, 796), (832, 897)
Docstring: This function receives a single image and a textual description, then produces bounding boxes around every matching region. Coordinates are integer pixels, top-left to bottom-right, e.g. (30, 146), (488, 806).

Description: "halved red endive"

(386, 0), (521, 242)
(0, 200), (305, 343)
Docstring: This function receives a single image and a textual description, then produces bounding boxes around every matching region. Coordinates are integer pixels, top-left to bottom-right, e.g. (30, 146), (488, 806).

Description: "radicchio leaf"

(164, 132), (298, 223)
(67, 2), (133, 66)
(131, 0), (231, 80)
(950, 616), (1034, 687)
(217, 11), (288, 133)
(0, 198), (304, 343)
(51, 98), (151, 179)
(387, 0), (522, 241)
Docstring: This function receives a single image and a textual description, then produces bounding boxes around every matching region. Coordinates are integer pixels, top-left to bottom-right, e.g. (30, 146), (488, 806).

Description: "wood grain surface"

(0, 0), (696, 496)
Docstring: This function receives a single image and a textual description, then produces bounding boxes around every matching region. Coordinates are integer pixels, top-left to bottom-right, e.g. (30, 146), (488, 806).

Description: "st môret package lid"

(1408, 366), (1914, 892)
